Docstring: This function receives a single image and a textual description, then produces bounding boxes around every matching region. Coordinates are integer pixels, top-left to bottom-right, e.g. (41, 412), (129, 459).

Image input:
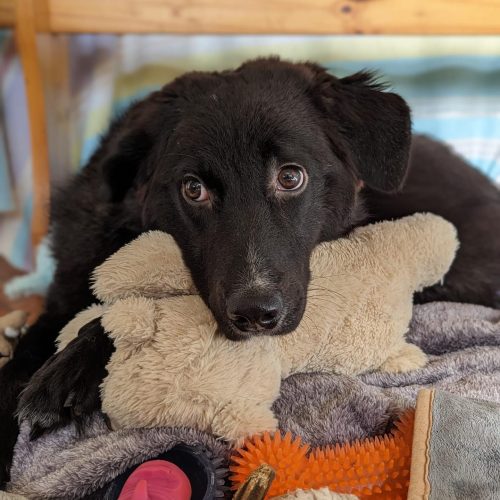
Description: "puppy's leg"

(16, 318), (114, 440)
(0, 310), (75, 488)
(379, 342), (427, 373)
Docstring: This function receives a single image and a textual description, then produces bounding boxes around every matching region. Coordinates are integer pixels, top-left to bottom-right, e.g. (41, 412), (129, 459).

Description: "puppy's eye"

(276, 164), (306, 191)
(182, 175), (209, 204)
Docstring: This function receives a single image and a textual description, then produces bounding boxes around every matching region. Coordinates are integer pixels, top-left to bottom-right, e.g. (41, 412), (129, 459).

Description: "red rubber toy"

(117, 460), (192, 500)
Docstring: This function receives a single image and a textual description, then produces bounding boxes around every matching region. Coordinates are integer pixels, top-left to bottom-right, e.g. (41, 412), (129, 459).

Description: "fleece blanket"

(6, 301), (500, 499)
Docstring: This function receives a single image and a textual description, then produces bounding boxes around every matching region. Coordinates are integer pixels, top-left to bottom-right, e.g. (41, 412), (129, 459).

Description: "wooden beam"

(15, 0), (51, 248)
(0, 0), (14, 27)
(34, 0), (500, 35)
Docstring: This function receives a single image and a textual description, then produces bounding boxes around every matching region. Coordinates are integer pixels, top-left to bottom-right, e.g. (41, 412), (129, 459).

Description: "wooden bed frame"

(1, 0), (500, 251)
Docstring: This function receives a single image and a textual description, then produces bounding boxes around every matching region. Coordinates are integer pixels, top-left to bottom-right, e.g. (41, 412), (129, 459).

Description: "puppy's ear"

(93, 89), (179, 203)
(309, 66), (412, 192)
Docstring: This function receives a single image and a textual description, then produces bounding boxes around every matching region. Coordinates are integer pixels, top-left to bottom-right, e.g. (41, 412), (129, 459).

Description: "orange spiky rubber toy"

(230, 409), (414, 499)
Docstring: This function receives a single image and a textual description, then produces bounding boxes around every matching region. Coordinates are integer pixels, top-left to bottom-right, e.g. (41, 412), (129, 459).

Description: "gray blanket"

(7, 302), (500, 499)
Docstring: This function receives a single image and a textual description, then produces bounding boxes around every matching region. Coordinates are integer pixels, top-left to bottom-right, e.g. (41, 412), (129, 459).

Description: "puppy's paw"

(379, 343), (427, 373)
(17, 318), (114, 439)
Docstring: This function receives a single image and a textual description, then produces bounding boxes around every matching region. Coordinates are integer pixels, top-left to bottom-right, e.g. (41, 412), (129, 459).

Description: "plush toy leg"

(379, 342), (427, 373)
(0, 310), (28, 334)
(213, 402), (278, 443)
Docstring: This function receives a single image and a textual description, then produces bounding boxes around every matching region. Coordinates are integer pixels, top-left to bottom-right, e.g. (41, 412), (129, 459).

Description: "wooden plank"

(34, 0), (500, 34)
(0, 0), (14, 27)
(15, 0), (51, 248)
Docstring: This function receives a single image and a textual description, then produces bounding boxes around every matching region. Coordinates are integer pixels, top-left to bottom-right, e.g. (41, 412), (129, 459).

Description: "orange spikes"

(230, 409), (415, 499)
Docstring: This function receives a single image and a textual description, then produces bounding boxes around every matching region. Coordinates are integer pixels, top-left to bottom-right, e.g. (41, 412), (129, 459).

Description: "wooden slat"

(33, 0), (500, 34)
(38, 34), (73, 184)
(15, 0), (51, 248)
(0, 0), (14, 27)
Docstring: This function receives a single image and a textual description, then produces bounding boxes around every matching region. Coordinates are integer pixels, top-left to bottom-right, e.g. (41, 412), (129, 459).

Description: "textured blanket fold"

(9, 419), (229, 499)
(409, 389), (500, 500)
(7, 301), (500, 498)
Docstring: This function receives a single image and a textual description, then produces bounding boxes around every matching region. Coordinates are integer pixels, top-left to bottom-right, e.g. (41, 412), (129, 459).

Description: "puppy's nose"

(227, 292), (284, 333)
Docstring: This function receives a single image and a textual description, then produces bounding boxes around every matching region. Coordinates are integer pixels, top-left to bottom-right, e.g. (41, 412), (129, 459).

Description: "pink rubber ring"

(117, 460), (192, 500)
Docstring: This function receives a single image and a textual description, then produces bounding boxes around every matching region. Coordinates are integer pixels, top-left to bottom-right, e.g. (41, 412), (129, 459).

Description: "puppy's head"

(102, 58), (411, 340)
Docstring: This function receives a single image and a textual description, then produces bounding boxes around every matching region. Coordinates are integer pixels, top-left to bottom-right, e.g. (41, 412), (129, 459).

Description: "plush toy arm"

(101, 297), (158, 346)
(57, 304), (107, 352)
(56, 297), (157, 351)
(353, 213), (459, 290)
(92, 231), (196, 303)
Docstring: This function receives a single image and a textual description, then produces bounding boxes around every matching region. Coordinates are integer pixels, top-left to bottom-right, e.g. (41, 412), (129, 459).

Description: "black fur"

(366, 134), (500, 306)
(1, 58), (499, 486)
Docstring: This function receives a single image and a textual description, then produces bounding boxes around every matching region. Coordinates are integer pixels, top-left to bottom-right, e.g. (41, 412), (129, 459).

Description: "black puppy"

(1, 58), (499, 486)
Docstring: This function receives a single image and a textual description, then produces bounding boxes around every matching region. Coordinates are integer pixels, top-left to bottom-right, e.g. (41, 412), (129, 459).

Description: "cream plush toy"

(57, 213), (458, 441)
